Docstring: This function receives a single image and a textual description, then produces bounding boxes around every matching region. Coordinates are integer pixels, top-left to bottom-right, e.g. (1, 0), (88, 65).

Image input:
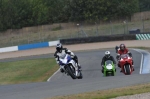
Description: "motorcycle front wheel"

(66, 66), (76, 79)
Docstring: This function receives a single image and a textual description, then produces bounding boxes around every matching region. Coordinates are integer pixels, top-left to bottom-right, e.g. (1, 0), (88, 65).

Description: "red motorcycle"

(118, 54), (134, 75)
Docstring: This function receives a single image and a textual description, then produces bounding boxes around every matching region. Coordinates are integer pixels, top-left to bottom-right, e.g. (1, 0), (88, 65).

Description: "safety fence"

(0, 19), (150, 48)
(0, 33), (137, 53)
(1, 32), (150, 53)
(60, 34), (136, 45)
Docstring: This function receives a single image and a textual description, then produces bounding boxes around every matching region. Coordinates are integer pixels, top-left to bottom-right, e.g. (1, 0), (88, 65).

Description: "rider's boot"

(60, 68), (64, 73)
(101, 69), (104, 73)
(63, 70), (69, 76)
(78, 64), (82, 70)
(118, 64), (122, 72)
(132, 65), (135, 71)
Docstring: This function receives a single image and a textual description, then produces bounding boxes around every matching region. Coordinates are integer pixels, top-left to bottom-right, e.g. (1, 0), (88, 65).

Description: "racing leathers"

(101, 55), (116, 73)
(116, 48), (132, 60)
(54, 48), (80, 74)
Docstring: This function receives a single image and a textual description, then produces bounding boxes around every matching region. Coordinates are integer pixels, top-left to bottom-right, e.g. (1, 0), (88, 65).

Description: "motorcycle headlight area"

(120, 58), (123, 61)
(106, 64), (113, 70)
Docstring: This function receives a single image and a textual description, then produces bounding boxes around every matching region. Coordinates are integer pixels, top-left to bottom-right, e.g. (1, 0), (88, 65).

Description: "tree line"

(0, 0), (149, 31)
(139, 0), (150, 11)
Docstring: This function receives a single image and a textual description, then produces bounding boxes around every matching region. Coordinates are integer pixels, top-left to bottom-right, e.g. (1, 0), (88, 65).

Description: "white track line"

(132, 49), (143, 74)
(47, 68), (60, 82)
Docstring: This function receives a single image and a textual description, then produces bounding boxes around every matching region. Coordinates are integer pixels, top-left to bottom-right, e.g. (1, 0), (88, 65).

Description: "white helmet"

(105, 51), (110, 58)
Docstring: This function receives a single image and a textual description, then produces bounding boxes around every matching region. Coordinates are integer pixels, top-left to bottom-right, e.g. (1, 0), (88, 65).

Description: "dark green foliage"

(0, 0), (140, 31)
(139, 0), (150, 11)
(66, 0), (139, 21)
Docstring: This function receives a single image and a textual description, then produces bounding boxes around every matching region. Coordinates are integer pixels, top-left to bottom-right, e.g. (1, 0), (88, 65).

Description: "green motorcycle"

(104, 60), (116, 76)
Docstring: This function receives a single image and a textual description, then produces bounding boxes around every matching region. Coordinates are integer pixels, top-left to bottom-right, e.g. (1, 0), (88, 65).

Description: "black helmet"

(120, 44), (126, 51)
(56, 43), (63, 52)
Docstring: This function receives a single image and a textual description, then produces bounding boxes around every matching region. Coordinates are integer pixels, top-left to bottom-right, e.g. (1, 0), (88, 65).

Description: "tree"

(66, 0), (139, 21)
(0, 0), (140, 31)
(139, 0), (150, 11)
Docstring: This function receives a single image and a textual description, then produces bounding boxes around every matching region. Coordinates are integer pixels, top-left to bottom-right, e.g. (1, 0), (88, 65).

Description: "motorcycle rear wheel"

(106, 72), (114, 76)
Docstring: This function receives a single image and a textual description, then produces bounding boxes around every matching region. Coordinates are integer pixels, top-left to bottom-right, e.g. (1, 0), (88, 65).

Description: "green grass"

(48, 83), (150, 99)
(52, 24), (62, 31)
(0, 58), (58, 85)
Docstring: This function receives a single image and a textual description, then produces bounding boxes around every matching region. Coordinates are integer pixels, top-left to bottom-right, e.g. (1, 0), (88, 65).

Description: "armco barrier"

(60, 34), (136, 44)
(0, 40), (60, 53)
(48, 41), (60, 46)
(0, 46), (18, 53)
(136, 34), (150, 40)
(18, 42), (49, 50)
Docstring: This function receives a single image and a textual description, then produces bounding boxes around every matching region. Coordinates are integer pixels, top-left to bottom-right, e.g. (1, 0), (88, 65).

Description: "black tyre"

(106, 72), (113, 76)
(125, 65), (131, 75)
(66, 66), (76, 79)
(112, 72), (115, 76)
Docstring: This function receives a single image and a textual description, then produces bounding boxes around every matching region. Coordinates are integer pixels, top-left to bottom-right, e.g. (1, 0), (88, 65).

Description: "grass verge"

(48, 83), (150, 99)
(0, 58), (58, 85)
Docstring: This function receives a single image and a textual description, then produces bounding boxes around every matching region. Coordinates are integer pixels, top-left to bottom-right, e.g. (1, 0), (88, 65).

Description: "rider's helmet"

(120, 44), (126, 51)
(105, 51), (110, 58)
(56, 43), (63, 52)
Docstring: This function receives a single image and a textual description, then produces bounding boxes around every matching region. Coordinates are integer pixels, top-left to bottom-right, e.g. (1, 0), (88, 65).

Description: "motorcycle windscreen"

(59, 54), (68, 64)
(120, 54), (129, 59)
(105, 60), (113, 69)
(60, 53), (67, 59)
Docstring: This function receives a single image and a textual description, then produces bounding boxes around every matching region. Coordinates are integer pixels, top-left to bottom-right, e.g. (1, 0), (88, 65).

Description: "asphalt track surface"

(1, 49), (150, 99)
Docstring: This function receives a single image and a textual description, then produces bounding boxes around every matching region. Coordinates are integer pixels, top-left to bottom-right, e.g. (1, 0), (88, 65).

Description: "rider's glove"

(59, 61), (63, 65)
(70, 55), (75, 58)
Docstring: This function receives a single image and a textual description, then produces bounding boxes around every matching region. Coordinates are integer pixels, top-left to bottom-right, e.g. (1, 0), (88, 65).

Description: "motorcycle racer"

(101, 51), (116, 73)
(54, 43), (81, 73)
(116, 44), (132, 58)
(116, 44), (134, 72)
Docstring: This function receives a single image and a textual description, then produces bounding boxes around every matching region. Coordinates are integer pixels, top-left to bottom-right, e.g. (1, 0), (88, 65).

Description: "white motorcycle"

(59, 54), (82, 79)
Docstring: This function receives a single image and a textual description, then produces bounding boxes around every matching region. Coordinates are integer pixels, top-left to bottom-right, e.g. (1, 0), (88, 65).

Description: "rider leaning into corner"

(116, 44), (134, 72)
(54, 43), (81, 74)
(101, 51), (116, 73)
